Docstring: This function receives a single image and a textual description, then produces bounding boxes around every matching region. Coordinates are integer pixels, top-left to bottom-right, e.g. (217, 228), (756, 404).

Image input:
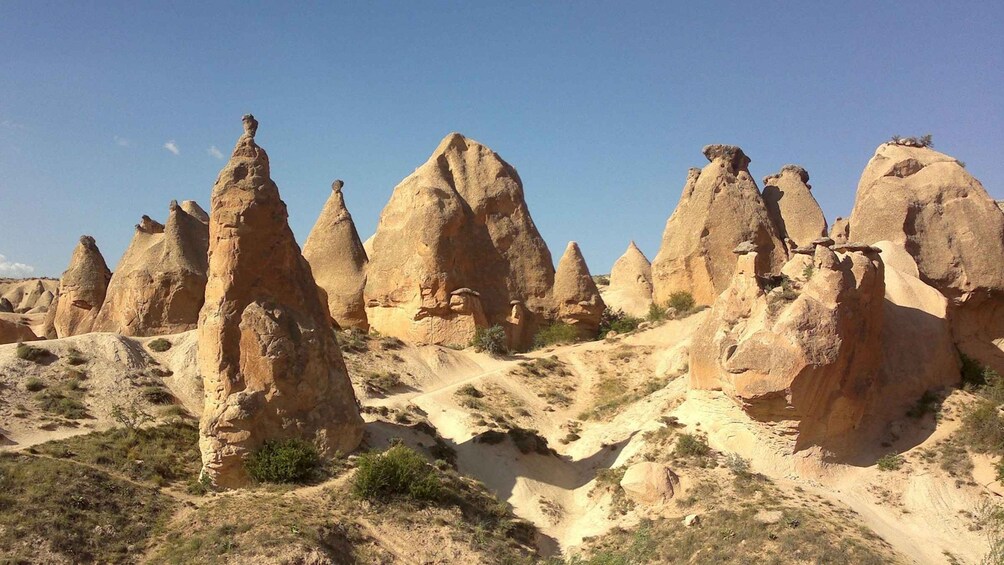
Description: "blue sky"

(1, 1), (1001, 278)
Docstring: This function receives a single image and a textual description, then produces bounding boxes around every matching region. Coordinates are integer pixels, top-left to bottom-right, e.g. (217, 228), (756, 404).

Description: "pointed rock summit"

(198, 115), (363, 488)
(93, 199), (209, 335)
(364, 133), (554, 349)
(651, 145), (786, 306)
(552, 241), (604, 338)
(762, 165), (828, 247)
(48, 236), (112, 338)
(302, 179), (369, 331)
(603, 241), (653, 317)
(848, 141), (1004, 373)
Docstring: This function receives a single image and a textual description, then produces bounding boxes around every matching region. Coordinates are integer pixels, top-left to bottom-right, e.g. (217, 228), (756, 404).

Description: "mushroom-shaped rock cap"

(702, 144), (751, 172)
(241, 113), (258, 138)
(763, 164), (810, 186)
(450, 288), (481, 297)
(811, 237), (835, 247)
(331, 179), (344, 192)
(509, 299), (522, 305)
(733, 241), (757, 255)
(833, 242), (883, 254)
(79, 235), (97, 247)
(792, 245), (815, 255)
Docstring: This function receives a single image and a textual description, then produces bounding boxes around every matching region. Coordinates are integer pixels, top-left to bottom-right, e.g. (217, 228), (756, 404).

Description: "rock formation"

(0, 279), (58, 313)
(93, 200), (209, 336)
(761, 165), (828, 247)
(619, 462), (680, 504)
(302, 180), (369, 331)
(602, 241), (653, 318)
(198, 115), (364, 488)
(848, 141), (1004, 373)
(552, 242), (605, 338)
(829, 217), (850, 244)
(49, 236), (112, 338)
(0, 298), (11, 313)
(364, 133), (554, 349)
(690, 238), (958, 454)
(0, 314), (38, 344)
(652, 145), (787, 306)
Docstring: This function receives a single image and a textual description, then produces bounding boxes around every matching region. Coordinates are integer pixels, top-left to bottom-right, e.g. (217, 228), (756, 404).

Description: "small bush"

(471, 324), (509, 356)
(533, 323), (579, 349)
(674, 433), (710, 458)
(456, 384), (483, 398)
(111, 400), (154, 431)
(667, 291), (696, 314)
(962, 401), (1004, 454)
(16, 343), (52, 363)
(65, 348), (87, 366)
(352, 445), (441, 502)
(647, 302), (668, 322)
(147, 338), (172, 352)
(802, 264), (815, 280)
(599, 308), (642, 338)
(141, 386), (175, 405)
(906, 390), (941, 419)
(877, 453), (904, 471)
(724, 453), (751, 477)
(378, 336), (405, 350)
(24, 377), (46, 392)
(363, 371), (402, 394)
(592, 274), (610, 286)
(245, 439), (321, 484)
(336, 328), (369, 353)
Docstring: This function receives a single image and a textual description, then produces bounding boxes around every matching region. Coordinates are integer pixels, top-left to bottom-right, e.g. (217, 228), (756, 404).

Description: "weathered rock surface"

(0, 313), (38, 344)
(198, 115), (363, 488)
(761, 165), (827, 247)
(0, 279), (58, 313)
(302, 180), (369, 331)
(603, 241), (653, 317)
(830, 217), (850, 244)
(49, 236), (112, 338)
(364, 133), (554, 349)
(552, 242), (605, 339)
(652, 145), (787, 306)
(848, 142), (1004, 373)
(93, 200), (209, 336)
(620, 462), (680, 504)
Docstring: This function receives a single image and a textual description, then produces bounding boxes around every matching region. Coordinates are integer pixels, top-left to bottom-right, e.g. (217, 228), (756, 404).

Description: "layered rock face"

(552, 242), (605, 338)
(302, 180), (369, 331)
(199, 115), (363, 488)
(652, 145), (787, 306)
(49, 236), (112, 338)
(603, 241), (653, 317)
(0, 314), (38, 344)
(93, 200), (209, 336)
(364, 133), (554, 349)
(848, 142), (1004, 373)
(691, 239), (958, 454)
(0, 279), (58, 314)
(761, 165), (828, 247)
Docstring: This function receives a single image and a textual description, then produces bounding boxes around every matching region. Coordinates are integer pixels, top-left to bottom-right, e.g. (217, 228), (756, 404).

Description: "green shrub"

(673, 433), (710, 458)
(646, 302), (668, 322)
(352, 445), (441, 502)
(245, 439), (321, 484)
(533, 322), (579, 349)
(147, 338), (172, 352)
(961, 354), (1004, 403)
(363, 371), (402, 394)
(141, 386), (175, 405)
(471, 324), (509, 356)
(962, 401), (1004, 454)
(724, 453), (751, 477)
(24, 377), (45, 392)
(877, 453), (904, 471)
(336, 328), (368, 353)
(906, 390), (941, 419)
(802, 264), (815, 280)
(65, 348), (87, 366)
(667, 291), (696, 314)
(16, 343), (52, 363)
(34, 380), (88, 419)
(599, 308), (642, 338)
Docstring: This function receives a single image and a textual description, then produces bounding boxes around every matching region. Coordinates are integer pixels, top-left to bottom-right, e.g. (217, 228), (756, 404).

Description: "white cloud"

(163, 140), (180, 155)
(0, 120), (26, 130)
(0, 254), (34, 277)
(114, 135), (131, 147)
(207, 145), (224, 160)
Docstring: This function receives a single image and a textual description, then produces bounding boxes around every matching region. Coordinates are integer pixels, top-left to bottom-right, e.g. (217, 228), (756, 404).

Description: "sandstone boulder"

(652, 145), (787, 306)
(198, 115), (364, 488)
(364, 133), (554, 349)
(619, 462), (679, 504)
(302, 180), (369, 331)
(552, 242), (605, 339)
(0, 298), (11, 313)
(848, 141), (1004, 373)
(603, 241), (653, 317)
(0, 313), (38, 344)
(761, 165), (827, 247)
(0, 279), (59, 313)
(93, 200), (209, 336)
(830, 217), (850, 244)
(49, 236), (112, 338)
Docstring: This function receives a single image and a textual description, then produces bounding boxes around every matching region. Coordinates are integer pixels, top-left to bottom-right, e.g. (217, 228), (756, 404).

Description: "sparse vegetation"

(890, 133), (933, 148)
(906, 390), (941, 419)
(471, 324), (509, 356)
(599, 307), (642, 338)
(592, 274), (610, 286)
(647, 302), (668, 322)
(674, 433), (711, 458)
(977, 500), (1004, 565)
(533, 322), (580, 349)
(16, 342), (52, 363)
(363, 371), (403, 394)
(245, 438), (321, 484)
(579, 374), (668, 421)
(142, 384), (175, 405)
(336, 328), (369, 353)
(802, 264), (815, 280)
(877, 453), (904, 471)
(24, 376), (45, 392)
(65, 347), (87, 366)
(353, 444), (442, 502)
(34, 380), (88, 419)
(147, 338), (172, 352)
(667, 290), (696, 314)
(112, 399), (155, 431)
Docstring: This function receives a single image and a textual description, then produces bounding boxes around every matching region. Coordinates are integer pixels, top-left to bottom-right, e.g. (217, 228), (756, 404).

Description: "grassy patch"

(599, 308), (642, 338)
(579, 375), (668, 421)
(16, 342), (53, 363)
(877, 453), (904, 471)
(24, 376), (45, 392)
(245, 439), (321, 484)
(34, 379), (89, 419)
(142, 384), (176, 405)
(147, 338), (172, 352)
(336, 328), (369, 353)
(32, 421), (201, 487)
(353, 444), (442, 502)
(533, 322), (579, 349)
(362, 371), (402, 395)
(674, 433), (711, 458)
(0, 452), (175, 563)
(65, 347), (88, 366)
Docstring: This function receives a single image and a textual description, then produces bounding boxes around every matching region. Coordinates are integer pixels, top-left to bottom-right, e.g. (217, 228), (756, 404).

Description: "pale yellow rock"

(604, 241), (653, 317)
(652, 145), (787, 306)
(552, 242), (605, 339)
(829, 217), (850, 244)
(762, 165), (827, 247)
(0, 313), (38, 344)
(364, 133), (554, 349)
(92, 200), (209, 336)
(303, 180), (369, 331)
(619, 462), (679, 504)
(49, 236), (112, 338)
(198, 115), (363, 488)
